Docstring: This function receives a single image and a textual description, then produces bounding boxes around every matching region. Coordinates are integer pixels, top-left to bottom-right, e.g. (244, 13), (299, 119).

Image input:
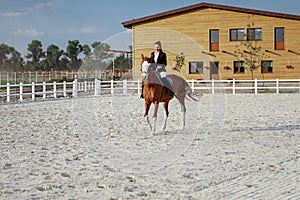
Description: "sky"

(0, 0), (300, 56)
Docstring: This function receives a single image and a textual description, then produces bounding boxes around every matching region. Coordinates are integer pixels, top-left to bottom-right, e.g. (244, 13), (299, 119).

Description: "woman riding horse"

(141, 41), (174, 98)
(141, 54), (199, 134)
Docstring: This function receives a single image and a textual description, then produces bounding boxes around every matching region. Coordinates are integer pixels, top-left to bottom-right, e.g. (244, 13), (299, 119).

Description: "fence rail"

(95, 78), (300, 96)
(1, 79), (300, 103)
(0, 70), (124, 84)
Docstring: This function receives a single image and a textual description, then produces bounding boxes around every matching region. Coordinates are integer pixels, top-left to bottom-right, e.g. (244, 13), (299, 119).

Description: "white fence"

(1, 79), (300, 103)
(0, 70), (118, 84)
(95, 78), (300, 96)
(0, 80), (96, 103)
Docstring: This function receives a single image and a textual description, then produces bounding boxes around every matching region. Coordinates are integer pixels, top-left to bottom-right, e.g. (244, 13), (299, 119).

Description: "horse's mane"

(141, 54), (152, 63)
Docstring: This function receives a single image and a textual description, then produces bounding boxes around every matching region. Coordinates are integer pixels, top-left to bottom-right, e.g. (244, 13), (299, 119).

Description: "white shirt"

(154, 52), (159, 63)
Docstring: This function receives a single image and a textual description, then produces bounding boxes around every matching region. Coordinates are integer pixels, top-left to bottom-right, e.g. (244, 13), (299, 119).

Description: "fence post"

(98, 79), (101, 96)
(276, 78), (279, 94)
(32, 82), (35, 101)
(254, 79), (258, 94)
(232, 79), (236, 95)
(211, 79), (215, 94)
(29, 71), (31, 83)
(94, 79), (98, 95)
(49, 71), (52, 80)
(20, 83), (23, 102)
(111, 79), (114, 95)
(53, 82), (57, 98)
(84, 81), (87, 92)
(63, 81), (67, 97)
(123, 79), (127, 95)
(7, 83), (10, 102)
(73, 79), (77, 97)
(138, 80), (141, 96)
(43, 82), (46, 99)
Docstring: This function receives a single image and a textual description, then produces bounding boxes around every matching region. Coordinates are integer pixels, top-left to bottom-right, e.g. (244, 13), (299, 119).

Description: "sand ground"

(0, 94), (299, 199)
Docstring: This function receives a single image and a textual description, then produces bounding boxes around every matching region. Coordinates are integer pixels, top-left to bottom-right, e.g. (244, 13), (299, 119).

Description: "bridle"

(141, 60), (151, 81)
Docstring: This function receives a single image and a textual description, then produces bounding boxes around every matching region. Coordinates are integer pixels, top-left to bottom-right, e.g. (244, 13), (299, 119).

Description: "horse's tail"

(184, 85), (201, 102)
(168, 74), (202, 101)
(179, 78), (202, 101)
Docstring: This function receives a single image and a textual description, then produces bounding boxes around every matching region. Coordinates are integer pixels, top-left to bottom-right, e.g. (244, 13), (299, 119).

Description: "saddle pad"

(166, 77), (173, 86)
(154, 71), (164, 85)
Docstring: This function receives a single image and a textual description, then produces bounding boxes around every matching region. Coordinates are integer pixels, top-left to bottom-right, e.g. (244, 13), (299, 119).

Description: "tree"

(173, 52), (186, 75)
(0, 43), (24, 71)
(42, 44), (64, 70)
(25, 40), (45, 71)
(82, 44), (91, 57)
(114, 54), (130, 69)
(9, 49), (24, 71)
(0, 44), (12, 70)
(79, 42), (111, 79)
(92, 42), (110, 64)
(235, 23), (269, 80)
(90, 41), (111, 71)
(65, 40), (83, 70)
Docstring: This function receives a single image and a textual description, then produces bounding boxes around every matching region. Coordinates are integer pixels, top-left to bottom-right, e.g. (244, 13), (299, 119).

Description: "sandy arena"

(0, 94), (299, 199)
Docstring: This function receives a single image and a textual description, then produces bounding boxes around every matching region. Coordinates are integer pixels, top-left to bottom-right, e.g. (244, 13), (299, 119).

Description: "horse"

(141, 54), (199, 134)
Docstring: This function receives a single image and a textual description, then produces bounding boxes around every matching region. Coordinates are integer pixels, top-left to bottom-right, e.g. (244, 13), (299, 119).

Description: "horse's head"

(141, 54), (154, 81)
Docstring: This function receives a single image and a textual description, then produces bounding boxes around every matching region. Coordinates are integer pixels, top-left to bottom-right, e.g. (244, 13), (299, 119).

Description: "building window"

(247, 28), (262, 41)
(210, 29), (219, 51)
(189, 61), (203, 74)
(230, 29), (244, 41)
(275, 27), (284, 50)
(234, 61), (245, 73)
(261, 61), (273, 73)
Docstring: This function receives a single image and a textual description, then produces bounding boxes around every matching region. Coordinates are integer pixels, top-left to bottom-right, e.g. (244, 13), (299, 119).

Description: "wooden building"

(122, 2), (300, 80)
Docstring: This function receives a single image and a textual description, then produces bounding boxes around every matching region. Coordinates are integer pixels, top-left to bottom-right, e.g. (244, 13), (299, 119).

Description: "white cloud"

(13, 29), (44, 37)
(80, 27), (96, 34)
(33, 2), (54, 11)
(68, 27), (96, 34)
(0, 2), (53, 17)
(0, 11), (27, 17)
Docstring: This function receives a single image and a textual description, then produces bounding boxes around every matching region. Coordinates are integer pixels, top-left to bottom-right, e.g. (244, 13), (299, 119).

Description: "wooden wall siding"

(131, 8), (300, 80)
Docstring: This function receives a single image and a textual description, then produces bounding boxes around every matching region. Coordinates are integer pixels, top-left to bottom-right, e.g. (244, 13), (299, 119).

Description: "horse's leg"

(160, 101), (169, 132)
(152, 103), (159, 134)
(144, 101), (152, 130)
(177, 96), (186, 130)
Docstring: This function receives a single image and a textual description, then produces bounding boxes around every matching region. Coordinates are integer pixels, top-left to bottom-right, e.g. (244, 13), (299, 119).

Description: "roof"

(121, 2), (300, 28)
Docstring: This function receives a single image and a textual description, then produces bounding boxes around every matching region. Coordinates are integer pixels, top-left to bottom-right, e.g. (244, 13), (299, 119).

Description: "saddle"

(153, 71), (173, 87)
(154, 71), (174, 97)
